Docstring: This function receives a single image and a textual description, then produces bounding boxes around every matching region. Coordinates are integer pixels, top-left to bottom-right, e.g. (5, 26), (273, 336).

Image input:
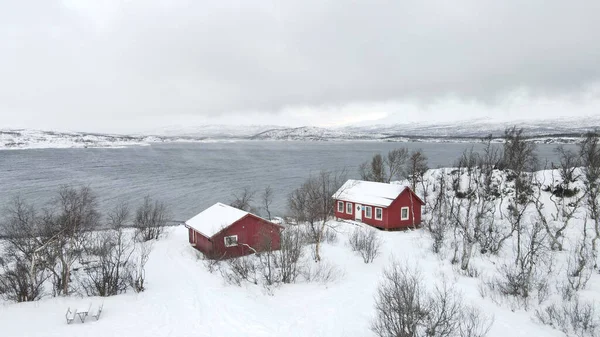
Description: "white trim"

(365, 206), (372, 219)
(224, 235), (238, 247)
(375, 207), (383, 220)
(401, 207), (410, 221)
(337, 201), (344, 213)
(346, 202), (353, 214)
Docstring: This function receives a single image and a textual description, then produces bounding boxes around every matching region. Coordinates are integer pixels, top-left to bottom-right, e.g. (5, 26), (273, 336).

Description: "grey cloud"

(1, 0), (599, 126)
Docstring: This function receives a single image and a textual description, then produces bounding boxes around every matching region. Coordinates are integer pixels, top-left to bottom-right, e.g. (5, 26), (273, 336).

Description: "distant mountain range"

(1, 116), (599, 149)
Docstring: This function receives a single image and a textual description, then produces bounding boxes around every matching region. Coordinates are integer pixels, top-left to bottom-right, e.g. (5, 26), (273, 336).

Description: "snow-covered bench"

(89, 303), (103, 321)
(65, 303), (103, 324)
(65, 307), (77, 324)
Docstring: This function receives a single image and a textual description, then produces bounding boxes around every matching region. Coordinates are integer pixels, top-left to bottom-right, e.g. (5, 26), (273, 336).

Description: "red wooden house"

(332, 179), (424, 230)
(185, 203), (283, 259)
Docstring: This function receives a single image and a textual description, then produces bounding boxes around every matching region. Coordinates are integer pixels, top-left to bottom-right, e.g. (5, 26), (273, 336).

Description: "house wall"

(334, 199), (354, 220)
(386, 190), (422, 229)
(210, 215), (282, 259)
(333, 189), (423, 230)
(188, 227), (213, 255)
(334, 199), (387, 229)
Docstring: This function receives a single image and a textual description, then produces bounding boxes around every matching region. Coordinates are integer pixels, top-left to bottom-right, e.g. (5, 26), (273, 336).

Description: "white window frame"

(375, 207), (383, 220)
(346, 202), (353, 214)
(224, 235), (238, 247)
(337, 201), (344, 213)
(401, 207), (410, 221)
(365, 206), (372, 219)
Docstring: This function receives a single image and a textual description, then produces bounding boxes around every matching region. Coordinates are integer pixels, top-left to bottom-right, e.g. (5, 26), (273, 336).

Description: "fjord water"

(0, 141), (575, 221)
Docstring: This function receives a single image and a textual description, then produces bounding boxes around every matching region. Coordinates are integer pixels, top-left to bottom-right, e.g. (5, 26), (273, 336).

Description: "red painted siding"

(188, 214), (282, 259)
(385, 189), (422, 229)
(334, 188), (423, 230)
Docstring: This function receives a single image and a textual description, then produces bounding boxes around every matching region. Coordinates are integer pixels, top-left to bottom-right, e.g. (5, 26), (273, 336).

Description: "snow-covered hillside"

(2, 116), (598, 149)
(0, 130), (209, 150)
(1, 168), (598, 337)
(0, 224), (564, 337)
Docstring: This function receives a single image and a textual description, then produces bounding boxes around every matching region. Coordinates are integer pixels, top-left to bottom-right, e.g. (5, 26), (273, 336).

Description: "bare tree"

(580, 132), (600, 264)
(563, 219), (594, 297)
(370, 154), (386, 183)
(0, 253), (48, 302)
(553, 145), (581, 195)
(359, 148), (409, 183)
(502, 127), (538, 263)
(426, 171), (452, 254)
(532, 169), (585, 251)
(261, 186), (274, 220)
(79, 203), (135, 297)
(44, 185), (101, 296)
(493, 219), (551, 309)
(288, 169), (347, 262)
(386, 148), (409, 182)
(134, 196), (170, 241)
(408, 150), (429, 190)
(230, 187), (258, 213)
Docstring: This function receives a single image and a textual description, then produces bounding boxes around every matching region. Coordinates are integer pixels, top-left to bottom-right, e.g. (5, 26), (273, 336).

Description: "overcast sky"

(1, 0), (600, 133)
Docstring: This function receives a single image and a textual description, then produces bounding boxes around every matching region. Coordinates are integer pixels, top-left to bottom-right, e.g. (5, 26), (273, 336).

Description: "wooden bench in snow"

(65, 303), (103, 324)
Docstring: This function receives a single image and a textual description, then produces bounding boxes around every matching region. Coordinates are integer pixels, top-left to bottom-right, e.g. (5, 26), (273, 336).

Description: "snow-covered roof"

(185, 203), (250, 237)
(332, 180), (411, 207)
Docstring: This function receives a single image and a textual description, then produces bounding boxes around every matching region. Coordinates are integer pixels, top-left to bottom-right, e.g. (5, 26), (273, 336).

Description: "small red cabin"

(333, 179), (424, 230)
(185, 203), (283, 259)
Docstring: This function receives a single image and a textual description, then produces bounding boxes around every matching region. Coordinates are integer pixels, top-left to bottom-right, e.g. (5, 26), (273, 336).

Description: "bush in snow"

(371, 262), (493, 337)
(348, 227), (381, 264)
(489, 220), (553, 309)
(535, 297), (600, 337)
(79, 203), (155, 296)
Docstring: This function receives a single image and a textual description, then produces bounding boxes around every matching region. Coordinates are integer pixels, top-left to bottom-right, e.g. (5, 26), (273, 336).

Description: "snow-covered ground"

(0, 224), (566, 337)
(1, 168), (598, 337)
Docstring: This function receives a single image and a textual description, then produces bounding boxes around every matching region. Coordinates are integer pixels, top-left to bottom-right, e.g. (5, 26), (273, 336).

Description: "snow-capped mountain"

(0, 130), (190, 150)
(2, 116), (598, 149)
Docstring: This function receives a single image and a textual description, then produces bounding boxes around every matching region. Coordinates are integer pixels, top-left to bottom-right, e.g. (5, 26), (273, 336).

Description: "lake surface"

(0, 141), (577, 221)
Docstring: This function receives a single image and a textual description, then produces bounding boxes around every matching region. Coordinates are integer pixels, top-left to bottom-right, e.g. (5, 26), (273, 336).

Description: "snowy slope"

(0, 224), (566, 337)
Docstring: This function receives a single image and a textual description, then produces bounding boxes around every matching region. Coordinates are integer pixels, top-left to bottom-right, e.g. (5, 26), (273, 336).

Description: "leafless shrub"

(302, 261), (343, 284)
(221, 256), (258, 286)
(131, 240), (153, 293)
(536, 298), (600, 337)
(0, 253), (48, 302)
(202, 254), (221, 274)
(79, 202), (153, 296)
(348, 228), (381, 263)
(371, 262), (493, 337)
(323, 226), (339, 244)
(459, 306), (494, 337)
(134, 196), (170, 241)
(79, 230), (134, 297)
(275, 226), (304, 284)
(491, 219), (552, 309)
